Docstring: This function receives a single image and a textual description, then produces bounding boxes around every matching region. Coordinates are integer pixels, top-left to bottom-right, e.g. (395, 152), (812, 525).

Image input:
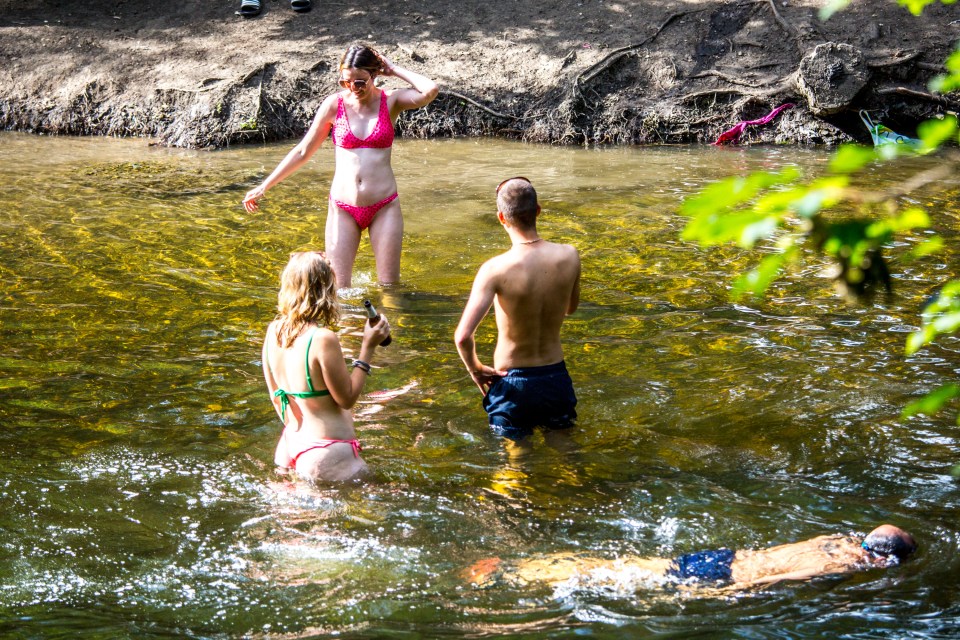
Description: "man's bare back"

(455, 177), (580, 440)
(486, 240), (580, 369)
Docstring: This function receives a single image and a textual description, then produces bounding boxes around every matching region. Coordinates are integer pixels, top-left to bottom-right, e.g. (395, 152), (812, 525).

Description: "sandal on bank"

(291, 0), (312, 13)
(236, 0), (261, 17)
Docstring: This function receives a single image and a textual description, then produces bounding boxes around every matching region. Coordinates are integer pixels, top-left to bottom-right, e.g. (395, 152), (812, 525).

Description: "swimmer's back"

(491, 240), (580, 369)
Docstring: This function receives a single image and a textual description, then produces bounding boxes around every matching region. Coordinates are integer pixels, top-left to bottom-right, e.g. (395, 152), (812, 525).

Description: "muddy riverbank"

(1, 0), (957, 148)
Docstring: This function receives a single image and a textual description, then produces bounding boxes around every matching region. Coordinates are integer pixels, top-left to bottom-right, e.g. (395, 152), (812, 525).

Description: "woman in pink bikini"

(243, 44), (438, 288)
(263, 251), (390, 483)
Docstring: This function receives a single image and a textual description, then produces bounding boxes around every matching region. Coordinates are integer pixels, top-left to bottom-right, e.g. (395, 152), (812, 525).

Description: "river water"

(1, 133), (959, 638)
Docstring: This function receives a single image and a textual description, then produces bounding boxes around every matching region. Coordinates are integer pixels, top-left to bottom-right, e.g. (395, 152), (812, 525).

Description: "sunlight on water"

(1, 133), (959, 637)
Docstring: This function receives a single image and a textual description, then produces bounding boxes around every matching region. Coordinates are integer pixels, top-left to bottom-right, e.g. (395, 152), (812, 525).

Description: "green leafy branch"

(821, 0), (958, 20)
(903, 282), (960, 424)
(686, 0), (960, 473)
(681, 115), (958, 300)
(681, 116), (960, 469)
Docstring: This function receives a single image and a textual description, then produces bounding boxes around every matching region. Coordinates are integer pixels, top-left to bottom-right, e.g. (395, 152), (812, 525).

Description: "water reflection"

(0, 133), (959, 637)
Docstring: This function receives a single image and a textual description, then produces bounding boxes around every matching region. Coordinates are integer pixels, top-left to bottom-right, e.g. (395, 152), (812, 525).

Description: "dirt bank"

(1, 0), (957, 148)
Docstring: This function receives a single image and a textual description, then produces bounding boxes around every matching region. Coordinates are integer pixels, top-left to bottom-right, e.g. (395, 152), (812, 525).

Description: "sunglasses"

(496, 176), (531, 195)
(339, 78), (370, 90)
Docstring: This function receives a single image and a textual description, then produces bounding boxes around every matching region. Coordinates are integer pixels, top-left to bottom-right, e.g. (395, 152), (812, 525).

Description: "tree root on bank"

(876, 86), (960, 109)
(866, 50), (922, 68)
(439, 89), (519, 120)
(574, 0), (805, 92)
(574, 6), (711, 88)
(545, 0), (813, 145)
(765, 0), (797, 38)
(677, 75), (796, 103)
(689, 69), (780, 87)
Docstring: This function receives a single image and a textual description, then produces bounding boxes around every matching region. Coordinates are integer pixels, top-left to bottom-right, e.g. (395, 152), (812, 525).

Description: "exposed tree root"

(866, 50), (922, 68)
(575, 6), (712, 88)
(439, 89), (518, 120)
(765, 0), (797, 38)
(876, 86), (960, 109)
(689, 69), (777, 87)
(677, 77), (794, 103)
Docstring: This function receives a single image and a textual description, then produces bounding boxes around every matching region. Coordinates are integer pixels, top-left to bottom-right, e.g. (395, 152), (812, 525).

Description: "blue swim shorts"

(481, 360), (577, 441)
(668, 548), (736, 583)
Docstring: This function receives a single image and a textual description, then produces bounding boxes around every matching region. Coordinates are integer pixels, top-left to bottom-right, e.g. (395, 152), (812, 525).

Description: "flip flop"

(237, 0), (261, 17)
(291, 0), (312, 13)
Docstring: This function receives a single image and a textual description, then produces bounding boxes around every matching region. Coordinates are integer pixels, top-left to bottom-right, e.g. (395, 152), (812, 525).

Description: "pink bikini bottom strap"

(291, 439), (363, 467)
(330, 192), (399, 230)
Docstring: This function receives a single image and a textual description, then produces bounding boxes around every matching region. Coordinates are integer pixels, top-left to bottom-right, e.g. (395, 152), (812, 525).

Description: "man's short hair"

(497, 179), (539, 229)
(863, 527), (917, 561)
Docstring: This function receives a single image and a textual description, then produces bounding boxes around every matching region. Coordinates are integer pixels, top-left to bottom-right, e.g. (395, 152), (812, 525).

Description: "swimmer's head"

(496, 177), (540, 230)
(275, 251), (340, 346)
(862, 524), (917, 562)
(338, 45), (382, 95)
(339, 44), (383, 75)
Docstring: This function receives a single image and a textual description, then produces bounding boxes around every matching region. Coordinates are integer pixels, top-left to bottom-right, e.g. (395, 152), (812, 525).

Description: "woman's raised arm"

(243, 94), (338, 212)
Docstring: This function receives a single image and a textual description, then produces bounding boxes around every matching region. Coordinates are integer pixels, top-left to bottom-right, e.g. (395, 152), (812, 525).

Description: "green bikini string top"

(268, 328), (331, 421)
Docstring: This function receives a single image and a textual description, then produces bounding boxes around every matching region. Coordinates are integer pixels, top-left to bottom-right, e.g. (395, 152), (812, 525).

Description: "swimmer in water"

(262, 251), (390, 483)
(465, 524), (917, 589)
(454, 177), (581, 443)
(244, 44), (438, 289)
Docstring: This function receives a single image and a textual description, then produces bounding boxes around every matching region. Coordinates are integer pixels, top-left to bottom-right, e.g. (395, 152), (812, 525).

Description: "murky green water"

(1, 132), (959, 638)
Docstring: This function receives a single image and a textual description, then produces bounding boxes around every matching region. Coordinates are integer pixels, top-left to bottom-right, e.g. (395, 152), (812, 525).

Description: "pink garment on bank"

(713, 103), (795, 145)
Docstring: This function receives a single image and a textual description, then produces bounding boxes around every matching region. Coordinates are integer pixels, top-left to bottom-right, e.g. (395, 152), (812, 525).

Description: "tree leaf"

(829, 144), (876, 174)
(906, 327), (932, 355)
(904, 236), (944, 261)
(738, 217), (781, 248)
(918, 115), (958, 151)
(818, 0), (851, 20)
(897, 0), (936, 15)
(682, 209), (782, 247)
(680, 167), (800, 218)
(867, 207), (931, 238)
(791, 177), (848, 218)
(932, 311), (960, 335)
(732, 251), (790, 299)
(902, 383), (960, 418)
(928, 47), (960, 93)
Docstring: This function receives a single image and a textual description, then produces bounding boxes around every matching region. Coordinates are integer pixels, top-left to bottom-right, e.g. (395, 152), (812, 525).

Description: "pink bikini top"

(331, 91), (395, 149)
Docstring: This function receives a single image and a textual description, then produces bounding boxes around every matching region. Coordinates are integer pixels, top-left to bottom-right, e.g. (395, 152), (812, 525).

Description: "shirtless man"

(454, 177), (581, 441)
(465, 524), (918, 589)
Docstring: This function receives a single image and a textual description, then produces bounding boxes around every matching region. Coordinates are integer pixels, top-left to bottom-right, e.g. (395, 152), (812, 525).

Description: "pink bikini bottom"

(290, 439), (363, 467)
(330, 192), (399, 230)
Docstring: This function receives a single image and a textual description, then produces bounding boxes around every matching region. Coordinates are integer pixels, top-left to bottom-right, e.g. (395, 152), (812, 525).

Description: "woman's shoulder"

(382, 87), (402, 107)
(264, 320), (280, 340)
(308, 324), (339, 343)
(317, 93), (342, 115)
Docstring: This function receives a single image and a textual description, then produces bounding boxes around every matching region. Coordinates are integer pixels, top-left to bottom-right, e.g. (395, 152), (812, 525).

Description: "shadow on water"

(1, 133), (959, 637)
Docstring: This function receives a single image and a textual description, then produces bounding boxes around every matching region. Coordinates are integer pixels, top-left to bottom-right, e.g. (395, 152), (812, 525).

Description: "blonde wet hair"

(274, 251), (340, 348)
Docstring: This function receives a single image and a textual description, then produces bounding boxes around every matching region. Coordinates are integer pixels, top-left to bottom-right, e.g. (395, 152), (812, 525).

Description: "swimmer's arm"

(244, 95), (336, 210)
(381, 54), (439, 111)
(567, 250), (581, 315)
(455, 262), (507, 394)
(318, 327), (377, 410)
(265, 95), (335, 185)
(736, 567), (824, 587)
